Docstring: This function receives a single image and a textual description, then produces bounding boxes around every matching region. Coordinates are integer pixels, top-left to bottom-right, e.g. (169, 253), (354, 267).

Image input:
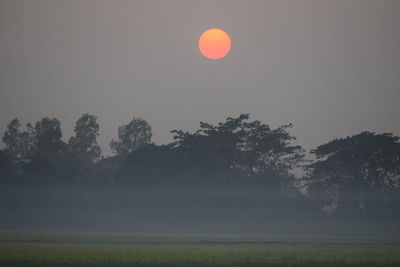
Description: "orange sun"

(198, 28), (231, 60)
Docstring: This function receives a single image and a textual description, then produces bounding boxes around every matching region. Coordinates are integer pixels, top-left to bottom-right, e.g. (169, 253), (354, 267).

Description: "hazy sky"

(1, 0), (399, 155)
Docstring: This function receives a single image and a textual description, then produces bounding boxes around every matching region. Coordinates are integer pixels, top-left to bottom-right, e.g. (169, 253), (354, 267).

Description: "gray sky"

(1, 0), (399, 155)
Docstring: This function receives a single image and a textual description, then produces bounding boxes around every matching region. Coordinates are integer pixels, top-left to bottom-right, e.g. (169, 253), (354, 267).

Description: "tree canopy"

(69, 113), (101, 166)
(2, 119), (36, 159)
(170, 114), (304, 187)
(1, 113), (400, 217)
(110, 117), (152, 156)
(307, 131), (400, 213)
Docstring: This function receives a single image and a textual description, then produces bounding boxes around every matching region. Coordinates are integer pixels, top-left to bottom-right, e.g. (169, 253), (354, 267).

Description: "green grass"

(0, 232), (399, 267)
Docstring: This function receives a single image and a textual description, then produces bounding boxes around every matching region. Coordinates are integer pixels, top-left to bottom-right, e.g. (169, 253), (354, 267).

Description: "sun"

(198, 28), (231, 60)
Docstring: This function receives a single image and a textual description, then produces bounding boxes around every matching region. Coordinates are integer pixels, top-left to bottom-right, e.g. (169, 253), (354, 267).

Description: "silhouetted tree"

(118, 115), (304, 189)
(69, 113), (101, 166)
(19, 117), (78, 184)
(2, 119), (20, 158)
(110, 117), (152, 156)
(35, 117), (66, 160)
(306, 131), (400, 214)
(171, 114), (304, 189)
(2, 119), (36, 159)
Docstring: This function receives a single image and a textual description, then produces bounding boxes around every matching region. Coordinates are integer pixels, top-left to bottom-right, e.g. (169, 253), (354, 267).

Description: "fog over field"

(1, 186), (399, 236)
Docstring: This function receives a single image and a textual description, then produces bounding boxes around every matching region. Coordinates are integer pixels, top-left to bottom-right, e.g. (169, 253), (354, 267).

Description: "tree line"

(1, 113), (399, 216)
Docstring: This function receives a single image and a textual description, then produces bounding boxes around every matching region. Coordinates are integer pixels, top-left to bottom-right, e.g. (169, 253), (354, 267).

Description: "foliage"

(306, 131), (400, 213)
(68, 113), (101, 166)
(2, 113), (400, 218)
(170, 114), (304, 188)
(35, 117), (67, 160)
(2, 119), (36, 159)
(110, 117), (152, 156)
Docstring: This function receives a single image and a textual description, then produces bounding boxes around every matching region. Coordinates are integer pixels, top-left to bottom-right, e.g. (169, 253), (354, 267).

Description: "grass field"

(0, 232), (399, 267)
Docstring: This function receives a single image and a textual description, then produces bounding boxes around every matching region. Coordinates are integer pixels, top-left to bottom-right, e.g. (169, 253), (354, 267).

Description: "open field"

(0, 232), (400, 267)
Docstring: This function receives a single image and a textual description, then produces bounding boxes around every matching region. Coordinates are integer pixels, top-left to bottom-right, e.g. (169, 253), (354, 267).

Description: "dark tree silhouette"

(69, 113), (101, 166)
(2, 119), (36, 159)
(11, 117), (71, 185)
(110, 117), (152, 156)
(306, 131), (400, 214)
(35, 117), (66, 160)
(171, 114), (304, 189)
(2, 119), (20, 158)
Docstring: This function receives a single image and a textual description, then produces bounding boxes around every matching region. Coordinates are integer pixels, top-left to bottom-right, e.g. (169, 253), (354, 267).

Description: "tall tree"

(307, 131), (400, 213)
(69, 113), (101, 166)
(19, 123), (36, 158)
(2, 119), (36, 159)
(110, 117), (152, 156)
(171, 114), (304, 188)
(35, 117), (66, 160)
(2, 119), (21, 159)
(16, 117), (72, 185)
